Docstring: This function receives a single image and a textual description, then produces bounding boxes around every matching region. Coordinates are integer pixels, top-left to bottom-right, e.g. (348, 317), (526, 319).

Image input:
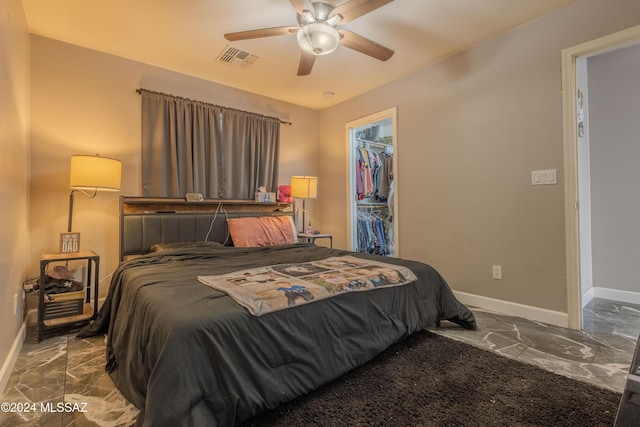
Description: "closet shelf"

(356, 138), (391, 148)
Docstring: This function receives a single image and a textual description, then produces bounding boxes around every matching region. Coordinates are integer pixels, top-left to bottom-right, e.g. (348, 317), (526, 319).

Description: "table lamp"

(68, 155), (122, 232)
(290, 176), (318, 233)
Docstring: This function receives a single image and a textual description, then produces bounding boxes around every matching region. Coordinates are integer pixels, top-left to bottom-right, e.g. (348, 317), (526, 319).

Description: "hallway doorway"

(562, 24), (640, 330)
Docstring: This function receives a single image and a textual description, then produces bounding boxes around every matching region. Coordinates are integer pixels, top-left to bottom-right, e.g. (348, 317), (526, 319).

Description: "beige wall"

(319, 0), (640, 313)
(28, 36), (320, 300)
(0, 0), (30, 385)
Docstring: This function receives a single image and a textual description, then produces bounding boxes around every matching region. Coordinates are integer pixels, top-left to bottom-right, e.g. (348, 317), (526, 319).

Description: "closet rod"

(357, 202), (388, 208)
(135, 88), (292, 126)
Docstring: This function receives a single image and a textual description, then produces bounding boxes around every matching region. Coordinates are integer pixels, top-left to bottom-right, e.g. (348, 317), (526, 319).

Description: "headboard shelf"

(121, 196), (290, 215)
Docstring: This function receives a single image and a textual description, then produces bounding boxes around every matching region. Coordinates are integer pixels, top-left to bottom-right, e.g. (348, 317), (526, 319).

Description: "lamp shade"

(70, 155), (122, 191)
(290, 176), (318, 199)
(296, 23), (340, 56)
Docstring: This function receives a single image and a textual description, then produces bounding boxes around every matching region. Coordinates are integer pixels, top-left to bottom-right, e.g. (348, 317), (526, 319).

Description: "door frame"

(346, 107), (399, 256)
(562, 24), (640, 329)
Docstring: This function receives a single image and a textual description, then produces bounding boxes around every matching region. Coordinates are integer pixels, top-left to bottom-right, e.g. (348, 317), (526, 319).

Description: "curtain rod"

(135, 88), (292, 126)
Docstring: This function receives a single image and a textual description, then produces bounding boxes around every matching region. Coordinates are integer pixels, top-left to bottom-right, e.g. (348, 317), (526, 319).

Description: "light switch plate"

(531, 169), (557, 185)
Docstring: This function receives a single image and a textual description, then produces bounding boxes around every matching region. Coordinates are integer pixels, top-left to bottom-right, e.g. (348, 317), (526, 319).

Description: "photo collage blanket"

(198, 255), (417, 316)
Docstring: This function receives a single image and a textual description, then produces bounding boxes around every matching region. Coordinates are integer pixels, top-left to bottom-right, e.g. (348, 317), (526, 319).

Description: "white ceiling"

(21, 0), (578, 110)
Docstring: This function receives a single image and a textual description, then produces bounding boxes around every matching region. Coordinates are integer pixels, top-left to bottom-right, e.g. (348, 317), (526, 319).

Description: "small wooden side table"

(38, 251), (99, 341)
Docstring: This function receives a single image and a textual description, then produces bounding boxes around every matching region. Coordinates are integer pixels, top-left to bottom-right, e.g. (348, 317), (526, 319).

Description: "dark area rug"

(240, 330), (621, 426)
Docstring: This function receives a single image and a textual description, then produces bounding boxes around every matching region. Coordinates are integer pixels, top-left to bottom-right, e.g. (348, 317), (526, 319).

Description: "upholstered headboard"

(120, 196), (292, 261)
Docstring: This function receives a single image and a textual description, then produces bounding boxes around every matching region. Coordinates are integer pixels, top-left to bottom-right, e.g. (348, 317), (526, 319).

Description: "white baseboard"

(582, 287), (595, 308)
(594, 287), (640, 305)
(0, 321), (26, 396)
(453, 291), (569, 328)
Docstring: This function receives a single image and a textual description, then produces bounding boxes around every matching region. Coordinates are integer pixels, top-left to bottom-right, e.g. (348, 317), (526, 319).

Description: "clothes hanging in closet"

(356, 209), (390, 256)
(377, 152), (393, 200)
(356, 147), (393, 201)
(386, 179), (395, 255)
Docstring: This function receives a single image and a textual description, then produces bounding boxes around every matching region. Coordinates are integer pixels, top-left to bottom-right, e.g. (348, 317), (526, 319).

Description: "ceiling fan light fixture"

(297, 22), (340, 56)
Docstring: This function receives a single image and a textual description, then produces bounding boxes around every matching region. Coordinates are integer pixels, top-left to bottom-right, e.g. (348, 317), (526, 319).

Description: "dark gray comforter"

(81, 244), (476, 426)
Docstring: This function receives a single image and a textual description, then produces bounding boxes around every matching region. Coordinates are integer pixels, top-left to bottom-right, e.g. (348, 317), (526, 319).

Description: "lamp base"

(300, 198), (306, 234)
(294, 198), (307, 234)
(68, 191), (75, 233)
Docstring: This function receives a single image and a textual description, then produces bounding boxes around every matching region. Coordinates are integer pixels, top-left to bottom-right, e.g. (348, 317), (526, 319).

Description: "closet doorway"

(346, 107), (398, 257)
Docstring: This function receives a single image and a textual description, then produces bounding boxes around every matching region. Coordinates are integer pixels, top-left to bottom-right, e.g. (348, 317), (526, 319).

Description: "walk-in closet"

(347, 108), (397, 257)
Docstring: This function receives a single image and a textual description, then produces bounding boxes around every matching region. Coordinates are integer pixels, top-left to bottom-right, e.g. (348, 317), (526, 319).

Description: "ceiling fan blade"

(331, 0), (393, 24)
(297, 51), (316, 76)
(339, 30), (394, 61)
(224, 26), (298, 41)
(288, 0), (316, 16)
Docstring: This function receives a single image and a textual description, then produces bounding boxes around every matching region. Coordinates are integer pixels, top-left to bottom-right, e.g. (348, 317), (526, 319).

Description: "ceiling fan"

(224, 0), (395, 76)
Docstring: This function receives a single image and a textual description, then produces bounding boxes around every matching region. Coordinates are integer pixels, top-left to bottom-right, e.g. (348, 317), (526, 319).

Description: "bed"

(80, 197), (476, 427)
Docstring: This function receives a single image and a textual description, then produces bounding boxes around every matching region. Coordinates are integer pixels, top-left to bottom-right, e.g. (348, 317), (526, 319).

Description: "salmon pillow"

(227, 216), (298, 247)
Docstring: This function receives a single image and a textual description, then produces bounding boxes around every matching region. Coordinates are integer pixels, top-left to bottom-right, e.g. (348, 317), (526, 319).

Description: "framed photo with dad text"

(59, 232), (81, 253)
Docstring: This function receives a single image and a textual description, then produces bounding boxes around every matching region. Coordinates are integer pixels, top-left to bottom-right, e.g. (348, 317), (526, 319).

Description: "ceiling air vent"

(216, 45), (259, 69)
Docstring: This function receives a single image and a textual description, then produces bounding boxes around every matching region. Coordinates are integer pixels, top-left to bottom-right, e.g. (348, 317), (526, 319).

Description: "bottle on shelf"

(306, 221), (313, 234)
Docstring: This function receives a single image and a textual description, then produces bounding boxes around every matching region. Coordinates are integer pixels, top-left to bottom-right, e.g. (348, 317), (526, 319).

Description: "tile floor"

(435, 298), (640, 392)
(1, 298), (638, 427)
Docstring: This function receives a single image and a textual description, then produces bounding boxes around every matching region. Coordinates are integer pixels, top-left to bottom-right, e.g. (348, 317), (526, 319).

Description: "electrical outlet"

(492, 265), (503, 280)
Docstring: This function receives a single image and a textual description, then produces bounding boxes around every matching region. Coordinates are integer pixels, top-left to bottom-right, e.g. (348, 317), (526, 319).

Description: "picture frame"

(59, 232), (81, 253)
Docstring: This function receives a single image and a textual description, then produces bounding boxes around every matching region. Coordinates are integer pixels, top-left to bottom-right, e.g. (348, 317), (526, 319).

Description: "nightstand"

(38, 251), (100, 341)
(298, 233), (333, 248)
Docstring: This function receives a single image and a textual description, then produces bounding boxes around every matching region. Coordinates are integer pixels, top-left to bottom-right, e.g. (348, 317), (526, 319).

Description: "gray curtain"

(140, 90), (280, 199)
